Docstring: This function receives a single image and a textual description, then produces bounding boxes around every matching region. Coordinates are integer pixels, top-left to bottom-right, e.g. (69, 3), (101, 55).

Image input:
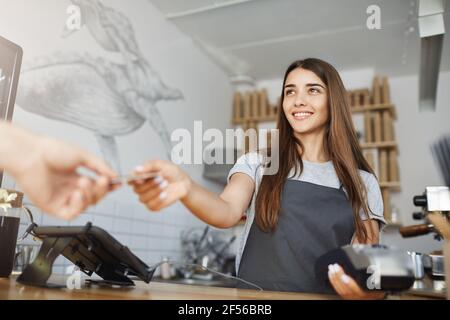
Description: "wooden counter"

(0, 275), (338, 300)
(0, 275), (438, 300)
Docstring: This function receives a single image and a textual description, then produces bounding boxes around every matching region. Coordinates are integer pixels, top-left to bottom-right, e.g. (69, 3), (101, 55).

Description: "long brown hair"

(255, 58), (375, 243)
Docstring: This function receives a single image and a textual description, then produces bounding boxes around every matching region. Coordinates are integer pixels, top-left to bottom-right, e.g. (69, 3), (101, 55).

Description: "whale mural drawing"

(16, 0), (183, 172)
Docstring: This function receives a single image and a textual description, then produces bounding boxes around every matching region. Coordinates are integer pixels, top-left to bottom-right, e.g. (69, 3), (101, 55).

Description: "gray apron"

(237, 179), (355, 294)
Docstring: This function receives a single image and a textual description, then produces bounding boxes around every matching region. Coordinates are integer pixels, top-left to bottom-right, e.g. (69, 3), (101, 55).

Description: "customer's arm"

(0, 122), (117, 219)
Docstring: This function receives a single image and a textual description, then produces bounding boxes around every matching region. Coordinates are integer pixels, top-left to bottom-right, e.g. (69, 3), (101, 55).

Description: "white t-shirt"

(227, 152), (386, 272)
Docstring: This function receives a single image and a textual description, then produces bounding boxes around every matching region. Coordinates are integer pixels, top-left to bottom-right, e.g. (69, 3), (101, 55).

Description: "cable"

(147, 260), (264, 291)
(181, 262), (264, 291)
(17, 206), (38, 242)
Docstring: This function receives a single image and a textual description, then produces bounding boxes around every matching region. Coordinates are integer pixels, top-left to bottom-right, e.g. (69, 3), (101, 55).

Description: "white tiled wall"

(16, 199), (209, 275)
(12, 182), (237, 277)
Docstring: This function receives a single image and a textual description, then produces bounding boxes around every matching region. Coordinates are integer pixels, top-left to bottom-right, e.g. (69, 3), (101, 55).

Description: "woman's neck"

(295, 130), (329, 163)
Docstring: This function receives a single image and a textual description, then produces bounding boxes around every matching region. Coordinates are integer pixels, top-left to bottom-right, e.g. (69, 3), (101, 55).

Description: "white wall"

(0, 0), (235, 273)
(255, 67), (450, 254)
(386, 71), (450, 253)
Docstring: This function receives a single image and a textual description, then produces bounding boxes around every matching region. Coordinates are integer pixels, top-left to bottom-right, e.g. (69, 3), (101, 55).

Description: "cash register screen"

(0, 35), (23, 186)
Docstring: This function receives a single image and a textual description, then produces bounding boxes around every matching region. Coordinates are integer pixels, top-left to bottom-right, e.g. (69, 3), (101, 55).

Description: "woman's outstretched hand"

(129, 160), (192, 212)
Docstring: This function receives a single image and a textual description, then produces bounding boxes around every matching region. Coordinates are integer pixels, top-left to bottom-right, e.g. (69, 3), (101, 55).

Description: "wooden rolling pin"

(233, 92), (242, 123)
(373, 112), (382, 142)
(364, 151), (375, 169)
(347, 91), (354, 107)
(364, 113), (373, 143)
(372, 76), (381, 105)
(259, 89), (268, 118)
(242, 92), (252, 121)
(382, 111), (392, 141)
(251, 91), (259, 119)
(362, 89), (370, 106)
(382, 77), (391, 104)
(388, 150), (399, 182)
(353, 90), (361, 107)
(379, 150), (388, 182)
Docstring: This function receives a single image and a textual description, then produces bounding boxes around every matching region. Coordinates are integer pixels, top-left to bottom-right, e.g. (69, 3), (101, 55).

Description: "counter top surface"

(0, 276), (439, 300)
(0, 275), (337, 300)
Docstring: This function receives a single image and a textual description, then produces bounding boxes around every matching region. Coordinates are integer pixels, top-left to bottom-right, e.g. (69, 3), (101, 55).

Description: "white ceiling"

(148, 0), (450, 80)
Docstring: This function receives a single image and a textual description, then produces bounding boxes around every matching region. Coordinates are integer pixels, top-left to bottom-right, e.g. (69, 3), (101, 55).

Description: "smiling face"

(282, 68), (329, 139)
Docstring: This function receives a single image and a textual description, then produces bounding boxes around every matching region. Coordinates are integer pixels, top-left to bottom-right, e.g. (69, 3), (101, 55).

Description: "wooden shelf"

(232, 105), (397, 124)
(360, 141), (397, 149)
(350, 103), (397, 120)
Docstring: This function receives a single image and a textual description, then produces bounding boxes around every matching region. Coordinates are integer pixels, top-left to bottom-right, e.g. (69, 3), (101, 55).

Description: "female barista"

(130, 58), (386, 299)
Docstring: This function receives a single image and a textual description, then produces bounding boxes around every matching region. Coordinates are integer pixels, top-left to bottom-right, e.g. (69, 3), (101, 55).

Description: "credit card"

(110, 172), (158, 185)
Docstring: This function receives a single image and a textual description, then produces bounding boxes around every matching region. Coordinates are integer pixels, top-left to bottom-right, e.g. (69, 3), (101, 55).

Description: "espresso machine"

(397, 135), (450, 298)
(399, 186), (450, 298)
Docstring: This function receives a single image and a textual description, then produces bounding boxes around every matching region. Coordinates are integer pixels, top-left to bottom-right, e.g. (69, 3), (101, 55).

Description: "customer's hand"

(130, 160), (192, 212)
(10, 136), (118, 220)
(328, 264), (386, 300)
